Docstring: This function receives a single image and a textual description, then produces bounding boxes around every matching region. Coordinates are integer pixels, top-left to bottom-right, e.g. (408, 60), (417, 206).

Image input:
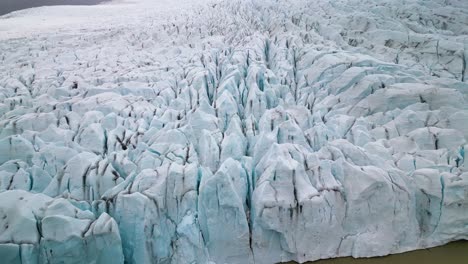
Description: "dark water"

(286, 240), (468, 264)
(0, 0), (106, 16)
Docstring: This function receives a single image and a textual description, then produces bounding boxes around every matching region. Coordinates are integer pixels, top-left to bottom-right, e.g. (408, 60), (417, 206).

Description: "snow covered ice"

(0, 0), (468, 263)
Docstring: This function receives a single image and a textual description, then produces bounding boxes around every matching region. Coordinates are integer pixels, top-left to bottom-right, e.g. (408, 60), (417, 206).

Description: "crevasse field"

(0, 0), (468, 263)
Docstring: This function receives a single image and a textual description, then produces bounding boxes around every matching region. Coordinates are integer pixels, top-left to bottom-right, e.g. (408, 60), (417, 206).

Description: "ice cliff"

(0, 0), (468, 263)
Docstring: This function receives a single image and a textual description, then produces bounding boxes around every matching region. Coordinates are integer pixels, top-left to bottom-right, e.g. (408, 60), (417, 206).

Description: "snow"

(0, 0), (468, 263)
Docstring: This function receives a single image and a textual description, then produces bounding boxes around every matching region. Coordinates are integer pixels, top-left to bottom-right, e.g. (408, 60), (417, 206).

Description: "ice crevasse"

(0, 0), (468, 263)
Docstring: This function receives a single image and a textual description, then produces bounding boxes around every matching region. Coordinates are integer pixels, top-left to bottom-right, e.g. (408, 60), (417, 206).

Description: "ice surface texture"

(0, 0), (468, 263)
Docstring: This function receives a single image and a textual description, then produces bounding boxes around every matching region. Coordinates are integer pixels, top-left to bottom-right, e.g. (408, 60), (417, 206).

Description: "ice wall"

(0, 0), (468, 263)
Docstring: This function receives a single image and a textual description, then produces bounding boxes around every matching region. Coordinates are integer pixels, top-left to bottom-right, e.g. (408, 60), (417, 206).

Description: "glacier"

(0, 0), (468, 263)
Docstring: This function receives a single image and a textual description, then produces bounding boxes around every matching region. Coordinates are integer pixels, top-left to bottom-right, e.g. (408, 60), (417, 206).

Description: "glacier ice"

(0, 190), (124, 264)
(0, 0), (468, 263)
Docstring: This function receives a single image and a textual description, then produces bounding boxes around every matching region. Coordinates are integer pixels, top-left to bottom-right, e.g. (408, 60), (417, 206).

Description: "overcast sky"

(0, 0), (105, 16)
